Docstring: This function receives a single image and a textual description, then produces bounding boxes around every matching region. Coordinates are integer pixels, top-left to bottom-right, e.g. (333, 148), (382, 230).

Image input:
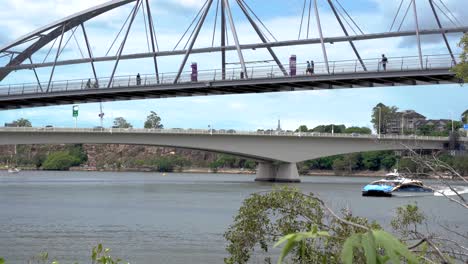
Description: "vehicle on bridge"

(362, 170), (433, 197)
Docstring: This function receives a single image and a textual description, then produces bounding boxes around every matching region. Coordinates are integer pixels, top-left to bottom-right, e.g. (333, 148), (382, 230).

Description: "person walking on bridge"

(310, 60), (315, 74)
(381, 54), (388, 71)
(136, 73), (141, 86)
(306, 61), (311, 75)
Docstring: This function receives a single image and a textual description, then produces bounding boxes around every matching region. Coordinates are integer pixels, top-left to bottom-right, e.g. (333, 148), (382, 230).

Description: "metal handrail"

(0, 127), (463, 142)
(0, 54), (459, 97)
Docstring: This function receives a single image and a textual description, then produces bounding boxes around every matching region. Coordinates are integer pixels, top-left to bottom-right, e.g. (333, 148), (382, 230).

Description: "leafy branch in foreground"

(0, 244), (127, 264)
(223, 187), (380, 264)
(225, 187), (467, 264)
(91, 244), (125, 264)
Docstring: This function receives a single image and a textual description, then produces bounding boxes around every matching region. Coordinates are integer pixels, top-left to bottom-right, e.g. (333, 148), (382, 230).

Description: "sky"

(0, 0), (467, 131)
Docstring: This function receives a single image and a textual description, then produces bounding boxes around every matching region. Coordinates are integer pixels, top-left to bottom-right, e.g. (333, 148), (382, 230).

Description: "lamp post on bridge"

(72, 105), (79, 129)
(377, 106), (382, 139)
(449, 111), (454, 133)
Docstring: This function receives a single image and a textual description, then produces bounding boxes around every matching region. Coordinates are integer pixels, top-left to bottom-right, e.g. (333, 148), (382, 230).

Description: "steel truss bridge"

(0, 0), (466, 110)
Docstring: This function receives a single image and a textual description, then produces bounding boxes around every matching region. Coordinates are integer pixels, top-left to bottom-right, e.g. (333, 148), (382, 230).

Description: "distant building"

(462, 109), (468, 123)
(4, 122), (18, 127)
(276, 119), (282, 132)
(386, 110), (426, 134)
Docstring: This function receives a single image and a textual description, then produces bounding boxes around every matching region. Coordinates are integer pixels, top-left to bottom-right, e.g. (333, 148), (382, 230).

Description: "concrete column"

(255, 162), (300, 183)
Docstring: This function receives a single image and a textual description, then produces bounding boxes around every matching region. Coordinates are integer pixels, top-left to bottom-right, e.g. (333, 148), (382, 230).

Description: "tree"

(344, 126), (372, 134)
(332, 153), (361, 174)
(13, 118), (32, 127)
(113, 117), (132, 128)
(361, 152), (381, 171)
(381, 154), (397, 170)
(452, 33), (468, 83)
(295, 125), (308, 132)
(224, 187), (383, 264)
(42, 151), (81, 170)
(416, 124), (436, 136)
(312, 124), (346, 133)
(371, 103), (398, 134)
(144, 111), (164, 129)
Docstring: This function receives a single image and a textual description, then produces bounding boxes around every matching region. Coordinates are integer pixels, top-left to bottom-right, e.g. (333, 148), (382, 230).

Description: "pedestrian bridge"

(0, 0), (466, 110)
(2, 127), (464, 182)
(0, 54), (460, 110)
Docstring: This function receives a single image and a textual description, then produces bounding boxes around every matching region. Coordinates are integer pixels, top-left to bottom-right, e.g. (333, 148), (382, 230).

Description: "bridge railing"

(0, 54), (458, 97)
(0, 127), (462, 142)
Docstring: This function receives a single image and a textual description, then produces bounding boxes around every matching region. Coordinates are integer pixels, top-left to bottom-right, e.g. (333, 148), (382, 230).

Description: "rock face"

(83, 144), (218, 169)
(0, 144), (218, 170)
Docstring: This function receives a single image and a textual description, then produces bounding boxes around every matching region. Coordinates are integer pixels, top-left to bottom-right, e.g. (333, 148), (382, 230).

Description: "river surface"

(0, 171), (466, 263)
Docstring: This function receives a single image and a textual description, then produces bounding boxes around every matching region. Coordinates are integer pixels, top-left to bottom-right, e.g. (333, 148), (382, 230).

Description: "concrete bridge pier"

(255, 162), (300, 183)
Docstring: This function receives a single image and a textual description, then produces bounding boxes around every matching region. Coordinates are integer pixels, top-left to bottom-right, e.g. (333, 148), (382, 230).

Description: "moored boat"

(7, 168), (20, 174)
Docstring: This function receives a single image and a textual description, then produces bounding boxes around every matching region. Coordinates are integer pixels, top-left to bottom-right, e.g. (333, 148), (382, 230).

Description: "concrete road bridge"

(1, 127), (465, 182)
(0, 0), (466, 109)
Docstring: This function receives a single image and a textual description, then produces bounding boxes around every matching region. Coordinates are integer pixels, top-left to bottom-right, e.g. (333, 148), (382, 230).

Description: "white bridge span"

(1, 127), (464, 182)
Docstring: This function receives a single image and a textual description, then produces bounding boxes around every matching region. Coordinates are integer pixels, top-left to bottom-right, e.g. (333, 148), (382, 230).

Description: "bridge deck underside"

(0, 69), (458, 109)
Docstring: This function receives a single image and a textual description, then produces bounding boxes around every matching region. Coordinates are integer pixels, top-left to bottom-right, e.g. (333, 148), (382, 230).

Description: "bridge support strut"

(255, 162), (300, 183)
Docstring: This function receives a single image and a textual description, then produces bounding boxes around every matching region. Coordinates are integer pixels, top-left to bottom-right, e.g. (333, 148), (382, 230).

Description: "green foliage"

(311, 124), (346, 133)
(113, 117), (132, 128)
(41, 146), (87, 170)
(13, 118), (32, 127)
(462, 109), (468, 124)
(452, 155), (468, 175)
(243, 160), (257, 170)
(340, 230), (418, 264)
(224, 187), (324, 264)
(452, 33), (468, 83)
(224, 187), (380, 264)
(332, 153), (362, 174)
(303, 156), (337, 170)
(296, 124), (370, 134)
(68, 144), (88, 163)
(398, 158), (419, 174)
(295, 125), (309, 132)
(32, 153), (47, 168)
(209, 154), (257, 172)
(42, 151), (82, 170)
(21, 251), (60, 264)
(417, 124), (437, 136)
(391, 204), (425, 239)
(301, 151), (398, 174)
(361, 152), (382, 171)
(274, 226), (330, 264)
(380, 155), (397, 170)
(344, 126), (372, 134)
(0, 244), (127, 264)
(416, 121), (463, 137)
(91, 244), (124, 264)
(150, 155), (189, 172)
(144, 111), (164, 129)
(371, 103), (398, 134)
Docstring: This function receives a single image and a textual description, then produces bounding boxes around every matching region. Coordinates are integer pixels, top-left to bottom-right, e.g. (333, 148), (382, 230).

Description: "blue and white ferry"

(362, 170), (432, 197)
